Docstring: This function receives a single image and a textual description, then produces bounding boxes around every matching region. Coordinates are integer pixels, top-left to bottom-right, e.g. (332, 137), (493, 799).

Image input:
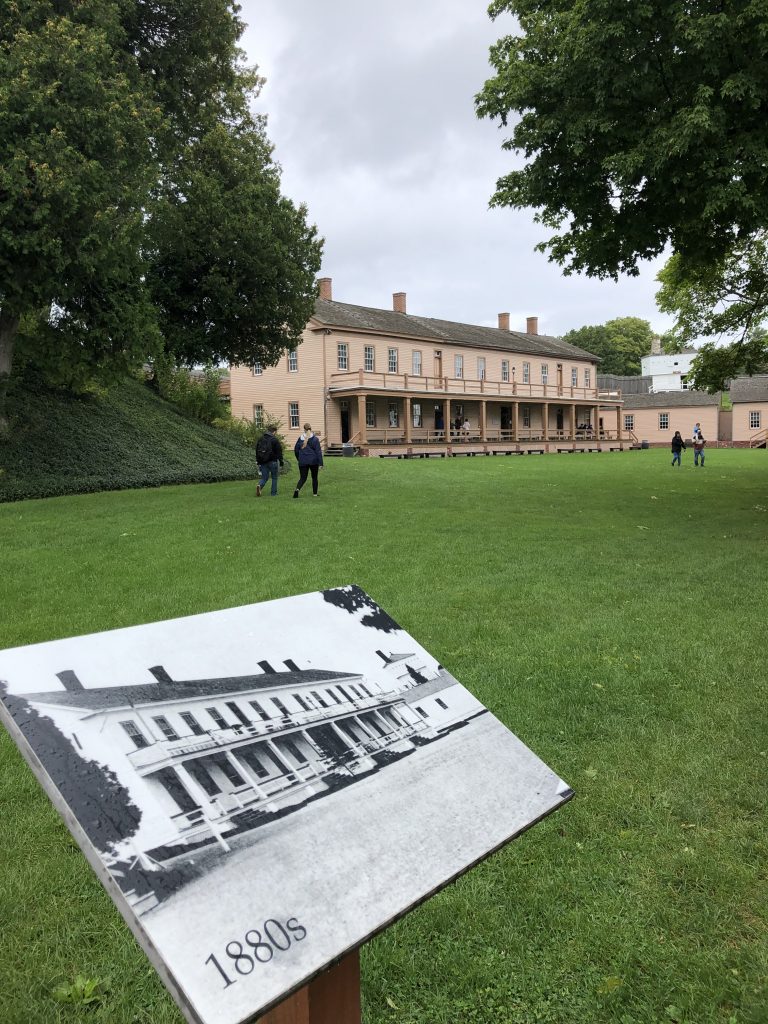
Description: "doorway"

(340, 402), (350, 443)
(434, 350), (443, 379)
(500, 406), (512, 435)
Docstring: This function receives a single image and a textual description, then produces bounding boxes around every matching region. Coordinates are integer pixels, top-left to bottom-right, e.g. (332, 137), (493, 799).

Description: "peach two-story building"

(230, 279), (627, 455)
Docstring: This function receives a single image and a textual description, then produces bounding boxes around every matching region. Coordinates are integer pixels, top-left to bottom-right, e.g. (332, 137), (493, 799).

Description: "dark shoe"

(293, 489), (299, 499)
(256, 483), (262, 497)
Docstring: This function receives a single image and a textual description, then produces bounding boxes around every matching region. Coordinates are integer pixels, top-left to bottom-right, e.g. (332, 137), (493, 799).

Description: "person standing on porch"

(671, 430), (686, 466)
(294, 424), (323, 497)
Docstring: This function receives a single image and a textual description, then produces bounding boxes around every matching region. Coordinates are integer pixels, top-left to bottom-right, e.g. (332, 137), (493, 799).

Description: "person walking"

(693, 433), (706, 467)
(255, 424), (284, 496)
(671, 430), (686, 466)
(293, 423), (323, 497)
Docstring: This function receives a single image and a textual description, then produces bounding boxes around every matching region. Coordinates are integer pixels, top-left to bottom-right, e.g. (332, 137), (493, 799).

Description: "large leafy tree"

(476, 1), (768, 386)
(564, 318), (654, 376)
(0, 0), (322, 433)
(656, 234), (768, 390)
(147, 117), (322, 369)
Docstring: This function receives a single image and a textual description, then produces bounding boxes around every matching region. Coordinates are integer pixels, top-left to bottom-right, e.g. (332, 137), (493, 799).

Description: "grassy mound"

(0, 374), (255, 502)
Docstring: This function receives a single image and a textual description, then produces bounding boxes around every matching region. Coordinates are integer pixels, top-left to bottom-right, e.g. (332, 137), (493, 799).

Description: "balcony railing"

(126, 692), (405, 771)
(329, 369), (619, 402)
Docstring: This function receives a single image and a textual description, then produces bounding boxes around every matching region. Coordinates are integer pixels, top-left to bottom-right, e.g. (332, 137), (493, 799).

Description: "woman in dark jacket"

(293, 423), (324, 497)
(671, 430), (686, 467)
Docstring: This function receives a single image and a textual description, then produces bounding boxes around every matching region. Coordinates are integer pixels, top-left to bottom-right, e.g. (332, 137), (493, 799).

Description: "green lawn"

(1, 449), (766, 1024)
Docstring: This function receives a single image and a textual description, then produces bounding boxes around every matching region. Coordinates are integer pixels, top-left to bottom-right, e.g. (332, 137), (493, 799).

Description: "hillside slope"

(0, 375), (256, 502)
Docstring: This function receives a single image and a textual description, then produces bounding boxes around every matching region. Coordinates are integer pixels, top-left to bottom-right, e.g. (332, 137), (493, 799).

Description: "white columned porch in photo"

(174, 763), (232, 852)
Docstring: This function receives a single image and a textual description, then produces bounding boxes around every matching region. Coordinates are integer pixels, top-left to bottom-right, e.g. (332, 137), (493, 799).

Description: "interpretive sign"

(0, 585), (572, 1024)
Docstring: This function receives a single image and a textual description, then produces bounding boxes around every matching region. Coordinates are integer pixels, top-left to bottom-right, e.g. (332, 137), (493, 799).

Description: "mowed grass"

(0, 449), (766, 1024)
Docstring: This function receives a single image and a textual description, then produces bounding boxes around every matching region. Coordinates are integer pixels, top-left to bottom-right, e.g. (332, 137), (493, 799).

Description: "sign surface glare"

(0, 586), (572, 1024)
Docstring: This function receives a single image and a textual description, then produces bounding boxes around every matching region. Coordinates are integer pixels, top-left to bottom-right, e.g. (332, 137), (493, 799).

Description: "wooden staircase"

(749, 428), (768, 449)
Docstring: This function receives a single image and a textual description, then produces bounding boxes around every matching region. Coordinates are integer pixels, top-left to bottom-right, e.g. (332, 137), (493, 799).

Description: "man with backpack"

(255, 425), (284, 496)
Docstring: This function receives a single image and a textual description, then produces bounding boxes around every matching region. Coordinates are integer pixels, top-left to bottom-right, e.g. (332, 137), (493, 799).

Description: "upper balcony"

(126, 691), (405, 774)
(328, 370), (619, 403)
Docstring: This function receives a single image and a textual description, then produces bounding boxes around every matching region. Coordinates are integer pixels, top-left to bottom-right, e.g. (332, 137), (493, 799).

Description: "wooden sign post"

(259, 952), (360, 1024)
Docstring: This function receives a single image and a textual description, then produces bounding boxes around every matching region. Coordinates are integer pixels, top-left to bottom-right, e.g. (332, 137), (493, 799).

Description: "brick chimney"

(318, 277), (332, 301)
(149, 665), (173, 683)
(526, 316), (539, 335)
(258, 659), (277, 674)
(498, 312), (510, 331)
(393, 292), (407, 314)
(651, 334), (662, 355)
(56, 670), (84, 691)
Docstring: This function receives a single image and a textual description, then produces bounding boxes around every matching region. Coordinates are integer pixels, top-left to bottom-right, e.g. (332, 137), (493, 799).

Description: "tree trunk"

(0, 312), (19, 437)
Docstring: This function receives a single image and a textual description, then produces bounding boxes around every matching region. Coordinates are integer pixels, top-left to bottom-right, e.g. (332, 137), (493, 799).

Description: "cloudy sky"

(238, 0), (673, 338)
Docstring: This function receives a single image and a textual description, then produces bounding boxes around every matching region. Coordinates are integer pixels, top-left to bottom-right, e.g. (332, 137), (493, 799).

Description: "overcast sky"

(238, 0), (674, 339)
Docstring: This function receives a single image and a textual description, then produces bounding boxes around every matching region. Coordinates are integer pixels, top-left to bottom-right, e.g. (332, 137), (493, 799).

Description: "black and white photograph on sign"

(0, 585), (572, 1024)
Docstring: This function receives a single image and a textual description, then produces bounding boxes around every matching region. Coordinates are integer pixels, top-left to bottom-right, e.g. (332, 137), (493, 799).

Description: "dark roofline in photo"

(24, 667), (359, 713)
(309, 299), (602, 363)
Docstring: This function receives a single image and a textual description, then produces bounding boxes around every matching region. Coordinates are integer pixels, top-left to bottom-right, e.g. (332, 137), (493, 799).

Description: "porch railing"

(328, 369), (618, 402)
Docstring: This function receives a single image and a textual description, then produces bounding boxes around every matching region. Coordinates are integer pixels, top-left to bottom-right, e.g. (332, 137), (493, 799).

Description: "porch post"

(404, 396), (412, 443)
(569, 404), (576, 441)
(512, 402), (519, 442)
(357, 395), (368, 444)
(542, 403), (549, 441)
(593, 405), (599, 438)
(446, 398), (451, 440)
(616, 405), (622, 446)
(479, 400), (487, 442)
(174, 763), (232, 852)
(225, 750), (270, 802)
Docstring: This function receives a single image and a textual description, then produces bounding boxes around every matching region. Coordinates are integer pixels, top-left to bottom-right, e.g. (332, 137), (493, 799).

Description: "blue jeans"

(258, 460), (280, 495)
(694, 449), (705, 466)
(672, 450), (682, 465)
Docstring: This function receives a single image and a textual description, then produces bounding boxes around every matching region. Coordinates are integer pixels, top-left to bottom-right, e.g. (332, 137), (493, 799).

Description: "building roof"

(728, 375), (768, 403)
(25, 669), (357, 713)
(598, 374), (652, 395)
(618, 391), (721, 410)
(311, 299), (601, 362)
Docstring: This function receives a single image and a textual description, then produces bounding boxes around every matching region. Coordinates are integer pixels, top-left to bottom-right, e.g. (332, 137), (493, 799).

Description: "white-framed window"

(289, 402), (300, 429)
(152, 715), (179, 742)
(571, 367), (578, 387)
(287, 350), (298, 372)
(412, 350), (422, 375)
(749, 410), (762, 429)
(477, 357), (486, 380)
(253, 404), (264, 426)
(584, 368), (591, 387)
(366, 400), (376, 427)
(522, 406), (531, 427)
(388, 348), (398, 373)
(252, 362), (262, 376)
(659, 412), (669, 430)
(364, 345), (375, 371)
(522, 362), (530, 384)
(541, 363), (549, 384)
(412, 402), (422, 427)
(120, 720), (149, 749)
(624, 414), (635, 431)
(337, 343), (348, 370)
(388, 402), (399, 427)
(454, 354), (463, 378)
(501, 360), (510, 383)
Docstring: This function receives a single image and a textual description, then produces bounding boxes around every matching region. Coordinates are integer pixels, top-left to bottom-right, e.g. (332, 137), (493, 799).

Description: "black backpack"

(256, 433), (273, 463)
